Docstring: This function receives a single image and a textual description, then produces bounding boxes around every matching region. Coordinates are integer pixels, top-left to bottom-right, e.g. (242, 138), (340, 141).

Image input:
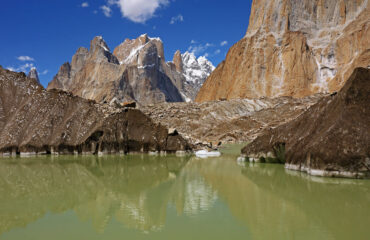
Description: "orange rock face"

(196, 0), (370, 102)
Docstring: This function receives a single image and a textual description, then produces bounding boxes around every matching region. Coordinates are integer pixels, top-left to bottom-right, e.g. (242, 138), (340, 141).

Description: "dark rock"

(242, 68), (370, 178)
(0, 67), (191, 155)
(121, 101), (136, 108)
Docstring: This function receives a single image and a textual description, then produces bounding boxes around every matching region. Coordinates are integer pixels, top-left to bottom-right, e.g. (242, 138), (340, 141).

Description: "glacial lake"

(0, 146), (369, 240)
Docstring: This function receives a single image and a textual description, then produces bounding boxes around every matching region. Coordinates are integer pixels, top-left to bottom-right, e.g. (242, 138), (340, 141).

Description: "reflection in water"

(0, 155), (217, 235)
(196, 158), (370, 240)
(0, 154), (369, 240)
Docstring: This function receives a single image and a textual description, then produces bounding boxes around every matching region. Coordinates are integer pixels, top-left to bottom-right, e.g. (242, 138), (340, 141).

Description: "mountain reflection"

(0, 155), (369, 239)
(0, 155), (217, 234)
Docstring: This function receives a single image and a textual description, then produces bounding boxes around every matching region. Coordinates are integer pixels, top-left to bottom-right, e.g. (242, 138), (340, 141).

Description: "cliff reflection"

(196, 158), (370, 240)
(1, 155), (369, 239)
(0, 155), (217, 234)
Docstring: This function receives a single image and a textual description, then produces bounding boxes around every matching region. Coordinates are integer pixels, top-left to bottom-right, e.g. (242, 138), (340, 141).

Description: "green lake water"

(0, 146), (369, 240)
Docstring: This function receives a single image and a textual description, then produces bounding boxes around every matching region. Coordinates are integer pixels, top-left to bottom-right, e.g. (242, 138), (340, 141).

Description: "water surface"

(0, 149), (369, 240)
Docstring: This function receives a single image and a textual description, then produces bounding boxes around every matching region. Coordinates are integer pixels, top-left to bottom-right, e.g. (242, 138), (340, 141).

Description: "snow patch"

(138, 64), (155, 69)
(121, 44), (146, 65)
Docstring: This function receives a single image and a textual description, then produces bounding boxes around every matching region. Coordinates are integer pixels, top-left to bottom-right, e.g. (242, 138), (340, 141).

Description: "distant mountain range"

(47, 34), (214, 105)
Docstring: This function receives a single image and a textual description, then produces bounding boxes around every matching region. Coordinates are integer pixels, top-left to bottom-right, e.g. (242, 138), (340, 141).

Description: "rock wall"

(0, 67), (191, 155)
(196, 0), (370, 102)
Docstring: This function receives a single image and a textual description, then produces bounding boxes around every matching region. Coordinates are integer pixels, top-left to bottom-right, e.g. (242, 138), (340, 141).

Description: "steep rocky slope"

(241, 68), (370, 178)
(196, 0), (370, 102)
(48, 34), (213, 105)
(140, 94), (323, 147)
(0, 67), (190, 155)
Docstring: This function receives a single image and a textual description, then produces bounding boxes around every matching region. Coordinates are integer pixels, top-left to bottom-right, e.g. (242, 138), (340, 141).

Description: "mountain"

(27, 67), (40, 84)
(241, 68), (370, 178)
(0, 66), (190, 155)
(47, 34), (214, 105)
(179, 52), (215, 102)
(196, 0), (370, 102)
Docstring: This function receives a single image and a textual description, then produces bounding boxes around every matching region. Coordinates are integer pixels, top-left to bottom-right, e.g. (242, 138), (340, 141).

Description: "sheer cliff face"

(47, 34), (213, 105)
(196, 0), (370, 102)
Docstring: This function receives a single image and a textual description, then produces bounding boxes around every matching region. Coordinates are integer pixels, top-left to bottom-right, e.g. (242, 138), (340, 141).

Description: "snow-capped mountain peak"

(181, 51), (215, 85)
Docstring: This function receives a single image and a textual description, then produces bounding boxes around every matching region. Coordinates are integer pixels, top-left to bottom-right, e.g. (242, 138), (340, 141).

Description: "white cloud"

(17, 56), (34, 62)
(188, 42), (214, 56)
(101, 5), (112, 17)
(214, 49), (221, 55)
(204, 53), (209, 58)
(220, 41), (228, 46)
(170, 14), (184, 24)
(81, 2), (89, 7)
(40, 70), (48, 75)
(190, 40), (196, 44)
(107, 0), (169, 23)
(7, 63), (35, 73)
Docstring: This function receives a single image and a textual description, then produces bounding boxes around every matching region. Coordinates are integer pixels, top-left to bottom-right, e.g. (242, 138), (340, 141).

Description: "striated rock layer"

(140, 94), (323, 148)
(241, 68), (370, 178)
(0, 67), (191, 155)
(48, 34), (213, 105)
(196, 0), (370, 102)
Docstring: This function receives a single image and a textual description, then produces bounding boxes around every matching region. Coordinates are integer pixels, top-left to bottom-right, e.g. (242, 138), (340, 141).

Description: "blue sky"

(0, 0), (252, 87)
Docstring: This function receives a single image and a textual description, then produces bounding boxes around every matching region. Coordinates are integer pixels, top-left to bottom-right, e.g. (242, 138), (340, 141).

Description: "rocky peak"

(47, 62), (71, 90)
(89, 36), (119, 64)
(197, 56), (216, 74)
(90, 36), (110, 53)
(138, 33), (150, 44)
(173, 50), (183, 73)
(113, 34), (165, 65)
(27, 67), (40, 84)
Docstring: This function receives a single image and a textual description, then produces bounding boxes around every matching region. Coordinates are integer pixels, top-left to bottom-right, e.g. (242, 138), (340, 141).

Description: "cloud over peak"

(7, 63), (35, 73)
(104, 0), (169, 23)
(17, 56), (34, 62)
(188, 42), (214, 56)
